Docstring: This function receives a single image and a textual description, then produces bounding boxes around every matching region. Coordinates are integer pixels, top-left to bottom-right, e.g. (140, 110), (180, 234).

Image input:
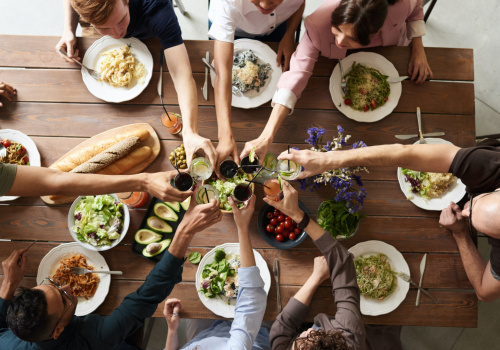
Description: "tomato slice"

(370, 99), (377, 109)
(363, 105), (369, 112)
(344, 98), (351, 106)
(359, 88), (368, 95)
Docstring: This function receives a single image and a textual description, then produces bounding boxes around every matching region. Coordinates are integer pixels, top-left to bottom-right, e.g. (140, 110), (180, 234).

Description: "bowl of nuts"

(169, 144), (197, 169)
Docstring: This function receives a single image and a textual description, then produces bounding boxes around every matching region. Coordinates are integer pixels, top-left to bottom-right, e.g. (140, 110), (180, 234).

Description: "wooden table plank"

(0, 277), (476, 327)
(0, 69), (475, 115)
(0, 102), (475, 148)
(0, 36), (474, 81)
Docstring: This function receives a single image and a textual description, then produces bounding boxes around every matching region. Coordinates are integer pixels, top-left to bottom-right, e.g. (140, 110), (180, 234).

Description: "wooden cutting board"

(41, 122), (161, 205)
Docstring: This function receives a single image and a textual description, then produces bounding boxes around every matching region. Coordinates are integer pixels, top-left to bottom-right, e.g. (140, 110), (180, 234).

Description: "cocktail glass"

(264, 178), (283, 201)
(240, 155), (260, 174)
(195, 185), (219, 204)
(219, 159), (239, 179)
(277, 159), (301, 180)
(231, 183), (253, 204)
(170, 172), (195, 192)
(189, 157), (213, 181)
(161, 112), (183, 135)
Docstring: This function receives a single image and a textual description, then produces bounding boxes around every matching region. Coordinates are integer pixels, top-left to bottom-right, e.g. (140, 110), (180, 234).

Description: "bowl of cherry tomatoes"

(257, 201), (309, 250)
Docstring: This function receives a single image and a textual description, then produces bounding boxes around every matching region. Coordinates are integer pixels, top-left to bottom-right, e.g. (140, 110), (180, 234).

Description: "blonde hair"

(70, 0), (127, 26)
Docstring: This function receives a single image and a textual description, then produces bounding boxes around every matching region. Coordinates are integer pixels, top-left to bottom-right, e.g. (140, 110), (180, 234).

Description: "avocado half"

(143, 239), (172, 257)
(164, 201), (181, 212)
(146, 216), (172, 233)
(154, 203), (178, 222)
(134, 229), (162, 245)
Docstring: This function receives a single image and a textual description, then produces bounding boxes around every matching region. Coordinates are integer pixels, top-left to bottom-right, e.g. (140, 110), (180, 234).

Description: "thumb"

(67, 42), (74, 57)
(173, 304), (180, 313)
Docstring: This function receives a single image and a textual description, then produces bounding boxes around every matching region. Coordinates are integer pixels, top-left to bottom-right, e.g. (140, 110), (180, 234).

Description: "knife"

(416, 253), (427, 306)
(202, 52), (209, 101)
(157, 52), (164, 97)
(273, 258), (282, 313)
(395, 132), (445, 140)
(388, 75), (409, 83)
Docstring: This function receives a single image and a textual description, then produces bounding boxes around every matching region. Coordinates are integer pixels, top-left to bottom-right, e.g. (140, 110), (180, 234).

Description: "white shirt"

(208, 0), (305, 43)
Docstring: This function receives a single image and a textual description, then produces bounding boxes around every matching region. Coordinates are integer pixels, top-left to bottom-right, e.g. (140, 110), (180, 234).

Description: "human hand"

(0, 82), (17, 107)
(229, 195), (255, 232)
(183, 132), (218, 170)
(408, 40), (433, 85)
(311, 256), (330, 283)
(216, 136), (240, 178)
(439, 202), (468, 237)
(177, 193), (222, 234)
(240, 137), (271, 166)
(55, 31), (80, 63)
(163, 298), (182, 331)
(278, 149), (326, 179)
(145, 171), (193, 202)
(276, 34), (295, 72)
(2, 249), (28, 288)
(263, 180), (303, 223)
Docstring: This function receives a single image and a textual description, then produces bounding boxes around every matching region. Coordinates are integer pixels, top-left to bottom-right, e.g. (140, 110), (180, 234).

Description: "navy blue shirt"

(126, 0), (183, 50)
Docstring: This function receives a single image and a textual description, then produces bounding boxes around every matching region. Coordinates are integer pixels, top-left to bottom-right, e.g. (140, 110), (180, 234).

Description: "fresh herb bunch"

(317, 199), (364, 238)
(298, 126), (368, 214)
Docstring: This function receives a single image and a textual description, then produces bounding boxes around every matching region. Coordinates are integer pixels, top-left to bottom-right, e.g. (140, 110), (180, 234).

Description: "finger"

(185, 146), (194, 167)
(428, 66), (434, 79)
(283, 54), (291, 72)
(246, 194), (256, 210)
(5, 84), (16, 95)
(0, 102), (3, 107)
(408, 61), (413, 76)
(173, 305), (180, 314)
(228, 196), (239, 212)
(67, 42), (74, 58)
(74, 49), (81, 61)
(411, 65), (419, 81)
(205, 144), (219, 178)
(232, 146), (240, 165)
(263, 197), (280, 210)
(0, 90), (12, 101)
(239, 143), (252, 160)
(418, 68), (426, 85)
(276, 49), (282, 68)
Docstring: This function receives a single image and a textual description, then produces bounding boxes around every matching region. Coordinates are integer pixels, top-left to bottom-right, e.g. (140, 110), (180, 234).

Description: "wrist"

(0, 280), (18, 300)
(307, 274), (324, 287)
(290, 210), (304, 224)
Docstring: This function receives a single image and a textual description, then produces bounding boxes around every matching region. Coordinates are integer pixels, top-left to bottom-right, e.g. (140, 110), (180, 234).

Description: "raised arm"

(406, 0), (432, 84)
(164, 44), (218, 170)
(55, 0), (81, 63)
(278, 143), (461, 179)
(6, 165), (192, 203)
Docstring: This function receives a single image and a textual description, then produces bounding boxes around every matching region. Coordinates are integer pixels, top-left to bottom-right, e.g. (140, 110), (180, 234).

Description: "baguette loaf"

(50, 128), (150, 172)
(71, 137), (140, 173)
(98, 146), (152, 175)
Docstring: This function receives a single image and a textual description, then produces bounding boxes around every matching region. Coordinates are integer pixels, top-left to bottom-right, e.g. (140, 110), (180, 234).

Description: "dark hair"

(293, 329), (351, 350)
(6, 287), (55, 342)
(331, 0), (397, 46)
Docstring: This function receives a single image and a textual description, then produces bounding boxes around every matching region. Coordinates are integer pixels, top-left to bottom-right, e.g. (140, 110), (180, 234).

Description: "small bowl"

(169, 144), (197, 170)
(317, 200), (360, 241)
(68, 194), (130, 251)
(257, 201), (309, 250)
(203, 171), (253, 214)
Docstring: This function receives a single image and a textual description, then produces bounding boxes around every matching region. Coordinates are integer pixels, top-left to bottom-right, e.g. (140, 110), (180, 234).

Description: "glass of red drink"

(117, 192), (149, 208)
(263, 178), (282, 201)
(161, 112), (183, 135)
(231, 183), (253, 204)
(219, 159), (239, 179)
(170, 172), (195, 192)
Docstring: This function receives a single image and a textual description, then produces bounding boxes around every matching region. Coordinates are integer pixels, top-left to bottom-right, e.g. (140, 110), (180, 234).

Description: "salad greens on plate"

(208, 172), (250, 211)
(72, 195), (124, 247)
(198, 248), (240, 302)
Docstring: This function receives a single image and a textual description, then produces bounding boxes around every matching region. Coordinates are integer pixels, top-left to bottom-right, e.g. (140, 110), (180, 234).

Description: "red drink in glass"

(161, 112), (183, 135)
(264, 178), (282, 201)
(117, 192), (149, 208)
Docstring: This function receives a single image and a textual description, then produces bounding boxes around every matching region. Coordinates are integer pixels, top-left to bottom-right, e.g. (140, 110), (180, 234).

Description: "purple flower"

(337, 125), (344, 134)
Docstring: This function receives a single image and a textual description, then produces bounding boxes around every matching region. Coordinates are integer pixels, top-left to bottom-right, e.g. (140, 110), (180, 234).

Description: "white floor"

(1, 1), (499, 349)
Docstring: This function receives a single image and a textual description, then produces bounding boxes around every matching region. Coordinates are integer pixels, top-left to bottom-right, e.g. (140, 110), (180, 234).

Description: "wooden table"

(0, 35), (477, 327)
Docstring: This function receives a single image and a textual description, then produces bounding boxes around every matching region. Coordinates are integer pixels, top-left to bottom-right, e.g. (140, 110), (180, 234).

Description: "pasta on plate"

(99, 45), (146, 88)
(52, 254), (100, 299)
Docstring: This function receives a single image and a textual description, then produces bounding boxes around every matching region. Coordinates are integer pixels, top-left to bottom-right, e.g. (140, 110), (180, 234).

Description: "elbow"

(476, 289), (499, 303)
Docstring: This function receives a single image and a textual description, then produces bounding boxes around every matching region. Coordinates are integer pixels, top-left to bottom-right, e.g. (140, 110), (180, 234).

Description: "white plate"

(82, 36), (153, 103)
(0, 129), (41, 201)
(349, 240), (409, 316)
(36, 242), (111, 316)
(397, 138), (466, 211)
(195, 243), (271, 318)
(330, 52), (402, 122)
(68, 194), (130, 251)
(210, 39), (282, 109)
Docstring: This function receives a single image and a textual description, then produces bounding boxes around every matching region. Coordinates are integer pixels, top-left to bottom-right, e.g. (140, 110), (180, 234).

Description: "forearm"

(411, 36), (425, 52)
(7, 166), (150, 197)
(165, 329), (179, 350)
(325, 144), (459, 173)
(63, 0), (79, 33)
(284, 2), (305, 38)
(168, 225), (195, 259)
(0, 280), (18, 301)
(259, 103), (290, 143)
(214, 40), (234, 140)
(292, 274), (322, 307)
(237, 228), (256, 267)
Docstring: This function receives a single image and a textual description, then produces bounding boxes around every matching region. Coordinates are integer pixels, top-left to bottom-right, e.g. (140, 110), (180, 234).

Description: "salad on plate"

(354, 253), (397, 300)
(208, 172), (250, 211)
(71, 195), (124, 247)
(401, 168), (456, 200)
(198, 248), (241, 304)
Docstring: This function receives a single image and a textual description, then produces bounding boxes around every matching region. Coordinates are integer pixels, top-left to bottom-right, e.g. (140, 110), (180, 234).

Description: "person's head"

(330, 0), (398, 49)
(249, 0), (284, 15)
(462, 190), (500, 237)
(70, 0), (130, 39)
(6, 278), (77, 342)
(292, 328), (350, 350)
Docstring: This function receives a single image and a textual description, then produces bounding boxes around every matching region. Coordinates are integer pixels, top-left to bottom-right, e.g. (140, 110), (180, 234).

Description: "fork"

(71, 267), (123, 275)
(58, 49), (101, 80)
(201, 57), (242, 96)
(0, 143), (6, 160)
(397, 271), (437, 303)
(416, 107), (426, 144)
(338, 59), (347, 94)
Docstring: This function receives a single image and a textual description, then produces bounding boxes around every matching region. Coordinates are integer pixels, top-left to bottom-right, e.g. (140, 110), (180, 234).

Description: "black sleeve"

(150, 0), (184, 50)
(448, 146), (500, 193)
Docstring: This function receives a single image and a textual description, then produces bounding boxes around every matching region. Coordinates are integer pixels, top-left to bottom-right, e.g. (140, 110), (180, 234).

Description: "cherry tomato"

(283, 229), (290, 237)
(284, 220), (292, 229)
(270, 218), (278, 226)
(22, 156), (29, 164)
(359, 88), (368, 95)
(277, 215), (285, 222)
(279, 222), (285, 229)
(266, 225), (274, 233)
(276, 234), (284, 242)
(266, 212), (274, 219)
(384, 97), (388, 102)
(363, 105), (369, 112)
(16, 145), (26, 155)
(289, 232), (296, 240)
(273, 211), (280, 217)
(273, 227), (278, 235)
(276, 225), (284, 234)
(370, 99), (377, 109)
(1, 139), (11, 147)
(294, 228), (302, 235)
(344, 98), (351, 106)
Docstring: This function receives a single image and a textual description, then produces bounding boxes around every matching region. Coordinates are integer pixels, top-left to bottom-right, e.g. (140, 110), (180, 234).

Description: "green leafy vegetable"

(214, 249), (226, 262)
(317, 199), (363, 239)
(189, 252), (202, 264)
(208, 172), (250, 211)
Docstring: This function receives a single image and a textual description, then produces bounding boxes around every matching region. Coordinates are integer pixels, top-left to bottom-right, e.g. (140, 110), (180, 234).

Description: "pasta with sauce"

(52, 254), (100, 299)
(99, 45), (146, 88)
(0, 139), (29, 165)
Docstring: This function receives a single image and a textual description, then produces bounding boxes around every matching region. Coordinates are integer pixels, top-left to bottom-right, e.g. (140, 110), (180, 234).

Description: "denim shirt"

(181, 266), (270, 350)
